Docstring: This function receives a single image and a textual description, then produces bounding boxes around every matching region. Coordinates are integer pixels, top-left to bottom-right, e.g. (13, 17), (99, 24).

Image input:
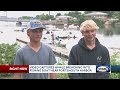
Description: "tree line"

(18, 11), (120, 26)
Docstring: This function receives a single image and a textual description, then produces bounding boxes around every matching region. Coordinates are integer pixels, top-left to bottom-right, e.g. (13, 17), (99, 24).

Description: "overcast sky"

(0, 11), (84, 18)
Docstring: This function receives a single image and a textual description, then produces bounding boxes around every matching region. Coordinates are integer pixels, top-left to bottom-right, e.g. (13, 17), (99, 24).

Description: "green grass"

(110, 52), (120, 79)
(57, 73), (69, 79)
(0, 73), (14, 79)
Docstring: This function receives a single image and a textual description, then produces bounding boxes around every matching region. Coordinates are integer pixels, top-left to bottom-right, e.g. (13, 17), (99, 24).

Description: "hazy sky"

(0, 11), (84, 18)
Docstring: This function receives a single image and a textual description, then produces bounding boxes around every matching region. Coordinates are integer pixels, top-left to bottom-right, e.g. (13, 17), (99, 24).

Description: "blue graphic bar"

(111, 65), (120, 72)
(96, 65), (120, 73)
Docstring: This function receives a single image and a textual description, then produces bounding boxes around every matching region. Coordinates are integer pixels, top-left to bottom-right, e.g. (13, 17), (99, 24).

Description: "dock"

(16, 37), (69, 59)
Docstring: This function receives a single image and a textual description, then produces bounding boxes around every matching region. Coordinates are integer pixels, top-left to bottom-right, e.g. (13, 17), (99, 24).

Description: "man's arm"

(14, 50), (24, 79)
(68, 47), (82, 79)
(48, 48), (58, 79)
(14, 73), (22, 79)
(103, 47), (110, 64)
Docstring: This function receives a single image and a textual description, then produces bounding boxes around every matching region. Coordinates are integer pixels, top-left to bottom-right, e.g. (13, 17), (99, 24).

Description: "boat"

(0, 31), (3, 33)
(64, 24), (79, 30)
(45, 25), (63, 31)
(55, 30), (77, 39)
(14, 27), (27, 32)
(16, 21), (22, 27)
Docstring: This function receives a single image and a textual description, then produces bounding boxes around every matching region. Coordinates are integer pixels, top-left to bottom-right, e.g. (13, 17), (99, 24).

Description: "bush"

(0, 43), (20, 65)
(110, 52), (120, 79)
(57, 73), (69, 79)
(56, 58), (69, 79)
(0, 43), (20, 77)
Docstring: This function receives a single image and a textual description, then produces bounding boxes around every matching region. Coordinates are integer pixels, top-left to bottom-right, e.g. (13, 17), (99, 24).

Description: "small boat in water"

(0, 31), (3, 33)
(14, 27), (27, 32)
(16, 21), (22, 27)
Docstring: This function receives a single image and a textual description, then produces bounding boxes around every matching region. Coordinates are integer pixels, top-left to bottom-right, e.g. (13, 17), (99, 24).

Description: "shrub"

(0, 43), (20, 78)
(110, 52), (120, 79)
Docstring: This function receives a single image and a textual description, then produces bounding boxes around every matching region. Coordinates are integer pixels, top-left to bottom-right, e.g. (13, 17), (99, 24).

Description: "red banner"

(0, 65), (29, 73)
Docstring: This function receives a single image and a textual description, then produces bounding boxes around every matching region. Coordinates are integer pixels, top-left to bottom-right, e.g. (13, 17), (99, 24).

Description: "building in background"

(85, 11), (108, 20)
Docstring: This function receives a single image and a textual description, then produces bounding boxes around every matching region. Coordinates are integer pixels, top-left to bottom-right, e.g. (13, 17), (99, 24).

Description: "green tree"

(77, 14), (89, 25)
(0, 43), (20, 78)
(56, 13), (61, 17)
(113, 11), (120, 20)
(35, 15), (41, 19)
(84, 11), (93, 14)
(101, 11), (115, 18)
(18, 16), (33, 19)
(49, 15), (55, 20)
(64, 11), (87, 24)
(66, 11), (81, 18)
(39, 14), (55, 20)
(92, 18), (105, 28)
(40, 14), (47, 20)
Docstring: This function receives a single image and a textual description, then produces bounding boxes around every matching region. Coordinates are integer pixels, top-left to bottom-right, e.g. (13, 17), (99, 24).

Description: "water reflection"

(103, 29), (113, 36)
(98, 24), (120, 36)
(0, 21), (120, 62)
(57, 26), (120, 63)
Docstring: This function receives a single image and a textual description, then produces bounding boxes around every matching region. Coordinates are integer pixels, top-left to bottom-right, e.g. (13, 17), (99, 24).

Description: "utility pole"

(49, 11), (50, 16)
(49, 11), (51, 21)
(6, 11), (7, 18)
(4, 11), (7, 22)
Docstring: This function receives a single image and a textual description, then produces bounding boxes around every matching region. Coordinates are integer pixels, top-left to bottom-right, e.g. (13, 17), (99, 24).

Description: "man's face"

(82, 29), (97, 42)
(27, 28), (43, 42)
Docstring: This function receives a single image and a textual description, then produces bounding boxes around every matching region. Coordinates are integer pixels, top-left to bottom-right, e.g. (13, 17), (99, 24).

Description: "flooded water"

(51, 29), (120, 55)
(0, 21), (120, 63)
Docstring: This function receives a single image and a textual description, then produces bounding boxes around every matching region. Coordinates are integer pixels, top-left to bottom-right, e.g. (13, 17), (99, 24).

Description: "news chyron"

(96, 65), (111, 73)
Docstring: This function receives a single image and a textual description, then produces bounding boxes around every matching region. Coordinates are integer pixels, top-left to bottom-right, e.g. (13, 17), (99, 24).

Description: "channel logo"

(96, 65), (111, 73)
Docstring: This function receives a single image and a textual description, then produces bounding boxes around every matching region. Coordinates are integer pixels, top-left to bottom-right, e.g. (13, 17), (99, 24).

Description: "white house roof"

(85, 12), (108, 16)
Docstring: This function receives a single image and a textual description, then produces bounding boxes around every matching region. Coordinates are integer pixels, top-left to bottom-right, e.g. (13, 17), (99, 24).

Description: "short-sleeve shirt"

(14, 43), (56, 79)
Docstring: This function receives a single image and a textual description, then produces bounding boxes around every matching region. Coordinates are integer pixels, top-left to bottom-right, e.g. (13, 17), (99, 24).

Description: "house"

(85, 12), (108, 20)
(56, 16), (72, 20)
(56, 15), (73, 23)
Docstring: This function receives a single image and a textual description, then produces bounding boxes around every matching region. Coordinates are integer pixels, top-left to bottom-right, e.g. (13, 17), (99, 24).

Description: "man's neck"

(29, 42), (41, 48)
(86, 41), (96, 49)
(28, 42), (42, 52)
